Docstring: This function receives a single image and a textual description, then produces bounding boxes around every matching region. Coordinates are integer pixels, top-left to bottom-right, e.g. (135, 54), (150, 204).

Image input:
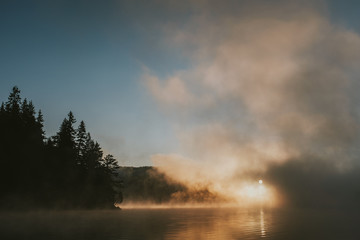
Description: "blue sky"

(0, 0), (359, 166)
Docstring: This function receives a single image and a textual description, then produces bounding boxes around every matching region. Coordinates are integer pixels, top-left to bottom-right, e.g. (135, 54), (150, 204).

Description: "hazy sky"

(1, 0), (360, 167)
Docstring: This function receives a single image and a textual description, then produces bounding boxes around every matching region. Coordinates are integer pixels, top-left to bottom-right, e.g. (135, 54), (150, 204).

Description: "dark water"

(0, 208), (358, 240)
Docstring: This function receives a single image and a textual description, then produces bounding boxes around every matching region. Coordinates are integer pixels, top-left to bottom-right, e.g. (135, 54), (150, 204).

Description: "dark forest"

(0, 87), (122, 209)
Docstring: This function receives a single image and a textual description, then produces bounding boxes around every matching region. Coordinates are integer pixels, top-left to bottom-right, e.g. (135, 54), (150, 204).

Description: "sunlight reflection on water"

(0, 208), (358, 240)
(260, 209), (266, 237)
(160, 208), (270, 240)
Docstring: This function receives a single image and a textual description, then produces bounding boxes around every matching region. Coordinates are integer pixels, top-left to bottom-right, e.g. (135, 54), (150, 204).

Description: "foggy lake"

(0, 208), (358, 240)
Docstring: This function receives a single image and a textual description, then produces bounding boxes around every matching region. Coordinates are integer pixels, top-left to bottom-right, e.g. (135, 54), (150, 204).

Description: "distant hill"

(117, 167), (186, 204)
(117, 167), (225, 205)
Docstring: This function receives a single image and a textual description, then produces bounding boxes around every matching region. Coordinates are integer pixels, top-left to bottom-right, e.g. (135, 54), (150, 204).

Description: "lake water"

(0, 208), (358, 239)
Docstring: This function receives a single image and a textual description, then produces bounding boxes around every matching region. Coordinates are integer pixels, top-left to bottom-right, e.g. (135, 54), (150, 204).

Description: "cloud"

(144, 72), (194, 107)
(143, 0), (360, 207)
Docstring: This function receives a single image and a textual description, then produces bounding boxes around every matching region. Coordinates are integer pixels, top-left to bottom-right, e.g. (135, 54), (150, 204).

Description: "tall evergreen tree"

(84, 136), (103, 171)
(55, 111), (76, 148)
(103, 154), (120, 174)
(5, 86), (21, 114)
(76, 120), (87, 166)
(36, 110), (45, 141)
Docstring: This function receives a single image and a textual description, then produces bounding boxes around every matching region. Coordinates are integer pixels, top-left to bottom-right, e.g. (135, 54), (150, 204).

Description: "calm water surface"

(0, 208), (358, 239)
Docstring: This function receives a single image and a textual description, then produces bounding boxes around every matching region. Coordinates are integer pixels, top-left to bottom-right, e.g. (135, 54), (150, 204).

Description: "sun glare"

(231, 179), (278, 207)
(242, 184), (266, 199)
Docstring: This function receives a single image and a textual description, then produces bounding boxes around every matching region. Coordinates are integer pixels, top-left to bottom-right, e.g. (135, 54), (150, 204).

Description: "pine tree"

(36, 110), (45, 141)
(103, 154), (120, 174)
(5, 86), (21, 114)
(76, 120), (87, 166)
(53, 111), (79, 203)
(102, 154), (123, 204)
(21, 99), (36, 121)
(84, 137), (103, 170)
(55, 111), (77, 150)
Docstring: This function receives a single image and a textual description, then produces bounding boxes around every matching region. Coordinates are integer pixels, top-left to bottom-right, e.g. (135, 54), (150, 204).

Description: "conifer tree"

(36, 110), (45, 141)
(55, 111), (77, 150)
(76, 120), (87, 166)
(103, 154), (120, 174)
(5, 86), (21, 114)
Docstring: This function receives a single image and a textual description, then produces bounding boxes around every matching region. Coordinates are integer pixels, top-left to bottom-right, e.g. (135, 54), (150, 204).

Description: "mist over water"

(142, 0), (360, 209)
(0, 208), (358, 240)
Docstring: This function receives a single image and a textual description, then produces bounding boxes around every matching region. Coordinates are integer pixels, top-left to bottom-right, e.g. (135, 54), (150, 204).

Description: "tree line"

(0, 87), (122, 209)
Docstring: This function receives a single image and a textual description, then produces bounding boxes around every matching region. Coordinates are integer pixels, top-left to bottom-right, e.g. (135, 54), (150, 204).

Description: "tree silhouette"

(103, 154), (120, 174)
(5, 86), (21, 114)
(0, 87), (122, 209)
(76, 120), (87, 167)
(0, 87), (47, 208)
